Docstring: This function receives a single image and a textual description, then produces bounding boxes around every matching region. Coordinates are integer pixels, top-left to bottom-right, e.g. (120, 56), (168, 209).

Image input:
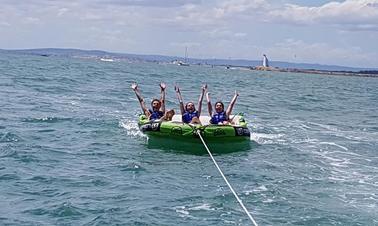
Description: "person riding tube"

(206, 90), (239, 125)
(175, 84), (207, 124)
(131, 82), (173, 121)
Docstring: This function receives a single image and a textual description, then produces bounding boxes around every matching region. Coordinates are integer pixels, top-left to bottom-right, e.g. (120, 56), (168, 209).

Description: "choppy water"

(1, 53), (377, 225)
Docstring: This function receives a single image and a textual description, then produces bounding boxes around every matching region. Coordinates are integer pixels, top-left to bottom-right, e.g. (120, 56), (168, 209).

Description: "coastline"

(1, 48), (377, 78)
(245, 66), (378, 78)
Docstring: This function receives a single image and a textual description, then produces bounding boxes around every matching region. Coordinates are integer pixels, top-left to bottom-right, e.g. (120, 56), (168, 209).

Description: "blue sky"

(1, 0), (378, 68)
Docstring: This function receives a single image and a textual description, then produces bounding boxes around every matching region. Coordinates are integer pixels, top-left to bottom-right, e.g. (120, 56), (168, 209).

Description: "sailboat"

(178, 47), (190, 66)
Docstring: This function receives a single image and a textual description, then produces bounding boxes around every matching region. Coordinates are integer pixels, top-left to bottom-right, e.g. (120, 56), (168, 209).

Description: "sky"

(1, 0), (378, 68)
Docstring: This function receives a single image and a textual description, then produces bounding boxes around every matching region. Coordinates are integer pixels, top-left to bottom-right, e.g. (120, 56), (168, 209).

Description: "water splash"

(250, 132), (285, 144)
(22, 117), (71, 123)
(119, 119), (146, 138)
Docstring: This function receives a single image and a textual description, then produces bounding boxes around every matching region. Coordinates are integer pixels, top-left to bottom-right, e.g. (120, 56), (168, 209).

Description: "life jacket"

(149, 109), (164, 120)
(182, 110), (199, 123)
(210, 111), (228, 124)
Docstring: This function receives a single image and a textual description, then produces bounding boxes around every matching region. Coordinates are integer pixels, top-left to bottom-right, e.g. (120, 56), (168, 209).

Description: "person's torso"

(149, 109), (164, 120)
(182, 110), (199, 123)
(210, 111), (227, 124)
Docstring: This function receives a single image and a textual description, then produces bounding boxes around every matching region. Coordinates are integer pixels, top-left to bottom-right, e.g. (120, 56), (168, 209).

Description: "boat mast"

(185, 46), (188, 63)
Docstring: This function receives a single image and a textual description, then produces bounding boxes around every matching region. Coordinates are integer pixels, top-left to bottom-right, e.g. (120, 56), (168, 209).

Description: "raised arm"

(206, 91), (212, 117)
(174, 85), (185, 115)
(197, 84), (207, 116)
(131, 83), (150, 117)
(226, 90), (239, 118)
(159, 82), (166, 113)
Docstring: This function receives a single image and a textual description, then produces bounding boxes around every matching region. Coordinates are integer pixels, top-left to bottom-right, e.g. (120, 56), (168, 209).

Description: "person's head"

(151, 99), (161, 111)
(214, 101), (224, 113)
(185, 102), (196, 113)
(165, 109), (175, 121)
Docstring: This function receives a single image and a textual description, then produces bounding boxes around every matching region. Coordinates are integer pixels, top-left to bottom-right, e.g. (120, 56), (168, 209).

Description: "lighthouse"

(263, 54), (269, 67)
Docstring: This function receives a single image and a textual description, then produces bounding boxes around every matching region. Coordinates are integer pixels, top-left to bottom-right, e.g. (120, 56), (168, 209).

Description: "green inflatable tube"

(138, 114), (251, 142)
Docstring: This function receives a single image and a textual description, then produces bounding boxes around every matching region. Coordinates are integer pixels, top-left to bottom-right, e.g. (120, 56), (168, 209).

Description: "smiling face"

(215, 102), (224, 113)
(151, 99), (161, 111)
(185, 102), (195, 112)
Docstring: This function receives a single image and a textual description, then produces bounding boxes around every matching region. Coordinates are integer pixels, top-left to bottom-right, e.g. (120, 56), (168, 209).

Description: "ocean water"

(0, 53), (377, 225)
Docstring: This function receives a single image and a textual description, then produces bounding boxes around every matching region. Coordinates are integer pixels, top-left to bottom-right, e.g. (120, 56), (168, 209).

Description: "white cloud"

(199, 28), (247, 42)
(24, 17), (41, 25)
(268, 0), (378, 31)
(218, 0), (267, 15)
(91, 0), (202, 8)
(57, 8), (69, 17)
(169, 42), (201, 48)
(0, 22), (11, 27)
(168, 0), (268, 27)
(266, 39), (378, 67)
(234, 32), (247, 38)
(0, 0), (377, 67)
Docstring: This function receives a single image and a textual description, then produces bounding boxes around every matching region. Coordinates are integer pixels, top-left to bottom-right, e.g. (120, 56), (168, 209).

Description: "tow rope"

(196, 130), (259, 226)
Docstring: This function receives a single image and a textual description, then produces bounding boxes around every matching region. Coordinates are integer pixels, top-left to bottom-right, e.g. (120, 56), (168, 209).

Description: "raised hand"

(131, 83), (138, 91)
(202, 84), (207, 91)
(206, 92), (210, 100)
(174, 85), (180, 93)
(235, 90), (239, 97)
(160, 82), (166, 90)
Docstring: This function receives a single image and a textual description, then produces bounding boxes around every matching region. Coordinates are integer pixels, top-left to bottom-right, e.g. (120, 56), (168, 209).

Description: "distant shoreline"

(248, 66), (378, 78)
(1, 48), (377, 77)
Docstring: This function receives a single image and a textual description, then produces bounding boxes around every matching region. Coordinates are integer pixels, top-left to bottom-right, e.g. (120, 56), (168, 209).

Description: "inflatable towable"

(138, 114), (250, 142)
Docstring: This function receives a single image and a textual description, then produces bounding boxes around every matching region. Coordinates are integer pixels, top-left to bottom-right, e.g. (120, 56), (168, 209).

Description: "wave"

(317, 142), (348, 151)
(22, 117), (72, 123)
(23, 201), (84, 217)
(174, 203), (216, 218)
(250, 132), (285, 144)
(0, 147), (17, 158)
(0, 132), (21, 143)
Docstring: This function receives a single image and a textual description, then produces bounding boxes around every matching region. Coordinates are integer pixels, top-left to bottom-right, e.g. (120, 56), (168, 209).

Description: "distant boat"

(171, 60), (189, 66)
(178, 47), (190, 66)
(100, 58), (114, 62)
(177, 61), (189, 66)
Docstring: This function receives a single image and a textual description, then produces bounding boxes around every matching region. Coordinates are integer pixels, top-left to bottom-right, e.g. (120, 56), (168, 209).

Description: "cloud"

(268, 0), (378, 31)
(200, 28), (247, 40)
(57, 8), (69, 17)
(0, 22), (11, 27)
(24, 17), (41, 25)
(169, 42), (201, 48)
(0, 0), (377, 67)
(0, 0), (202, 8)
(171, 0), (268, 27)
(92, 0), (202, 8)
(266, 39), (378, 68)
(234, 32), (247, 38)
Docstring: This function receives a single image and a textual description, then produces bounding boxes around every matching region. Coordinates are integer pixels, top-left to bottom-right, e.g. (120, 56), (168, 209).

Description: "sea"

(0, 53), (377, 225)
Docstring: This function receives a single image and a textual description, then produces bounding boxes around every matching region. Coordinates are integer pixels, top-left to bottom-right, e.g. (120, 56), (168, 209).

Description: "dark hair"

(185, 102), (195, 111)
(215, 101), (224, 109)
(151, 99), (161, 106)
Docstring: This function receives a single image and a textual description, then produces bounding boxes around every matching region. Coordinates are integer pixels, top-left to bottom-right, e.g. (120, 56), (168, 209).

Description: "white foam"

(244, 185), (268, 195)
(255, 185), (268, 192)
(308, 122), (340, 132)
(250, 132), (285, 144)
(318, 142), (349, 151)
(119, 119), (146, 138)
(175, 208), (190, 216)
(188, 203), (214, 211)
(262, 198), (274, 203)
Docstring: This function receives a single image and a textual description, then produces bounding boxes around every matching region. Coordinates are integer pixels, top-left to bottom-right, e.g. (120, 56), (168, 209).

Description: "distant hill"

(1, 48), (376, 72)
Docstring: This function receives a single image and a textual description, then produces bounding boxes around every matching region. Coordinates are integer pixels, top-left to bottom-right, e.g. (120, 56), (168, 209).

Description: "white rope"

(196, 130), (259, 226)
